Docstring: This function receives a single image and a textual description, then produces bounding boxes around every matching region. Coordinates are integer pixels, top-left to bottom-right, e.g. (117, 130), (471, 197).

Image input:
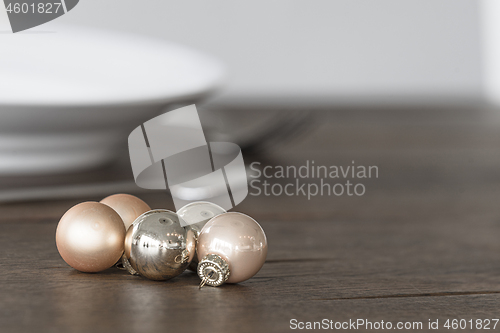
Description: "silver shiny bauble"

(177, 202), (226, 271)
(126, 209), (196, 281)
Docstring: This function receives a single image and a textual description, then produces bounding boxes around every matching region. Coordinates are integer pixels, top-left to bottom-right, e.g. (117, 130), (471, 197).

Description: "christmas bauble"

(126, 209), (196, 280)
(197, 212), (267, 287)
(177, 201), (226, 271)
(100, 194), (151, 230)
(56, 202), (126, 273)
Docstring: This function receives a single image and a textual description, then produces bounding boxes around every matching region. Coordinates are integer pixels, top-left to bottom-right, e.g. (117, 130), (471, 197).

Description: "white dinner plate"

(0, 25), (224, 174)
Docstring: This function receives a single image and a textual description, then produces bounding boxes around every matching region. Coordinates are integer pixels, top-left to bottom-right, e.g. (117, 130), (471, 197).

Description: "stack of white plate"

(0, 25), (224, 174)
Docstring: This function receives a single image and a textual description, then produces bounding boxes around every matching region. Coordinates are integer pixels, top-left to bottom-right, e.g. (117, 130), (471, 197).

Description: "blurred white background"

(0, 0), (497, 196)
(16, 0), (483, 105)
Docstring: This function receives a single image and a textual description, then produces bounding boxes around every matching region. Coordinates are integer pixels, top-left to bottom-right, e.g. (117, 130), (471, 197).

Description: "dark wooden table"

(2, 106), (500, 332)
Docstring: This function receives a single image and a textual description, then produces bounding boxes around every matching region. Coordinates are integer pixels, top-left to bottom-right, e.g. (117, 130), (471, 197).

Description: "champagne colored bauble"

(177, 201), (226, 271)
(197, 212), (267, 287)
(126, 209), (196, 281)
(100, 194), (151, 230)
(56, 202), (126, 273)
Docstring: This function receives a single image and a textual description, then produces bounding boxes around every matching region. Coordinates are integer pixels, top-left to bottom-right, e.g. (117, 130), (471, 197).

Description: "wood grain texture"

(1, 217), (500, 333)
(1, 107), (500, 332)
